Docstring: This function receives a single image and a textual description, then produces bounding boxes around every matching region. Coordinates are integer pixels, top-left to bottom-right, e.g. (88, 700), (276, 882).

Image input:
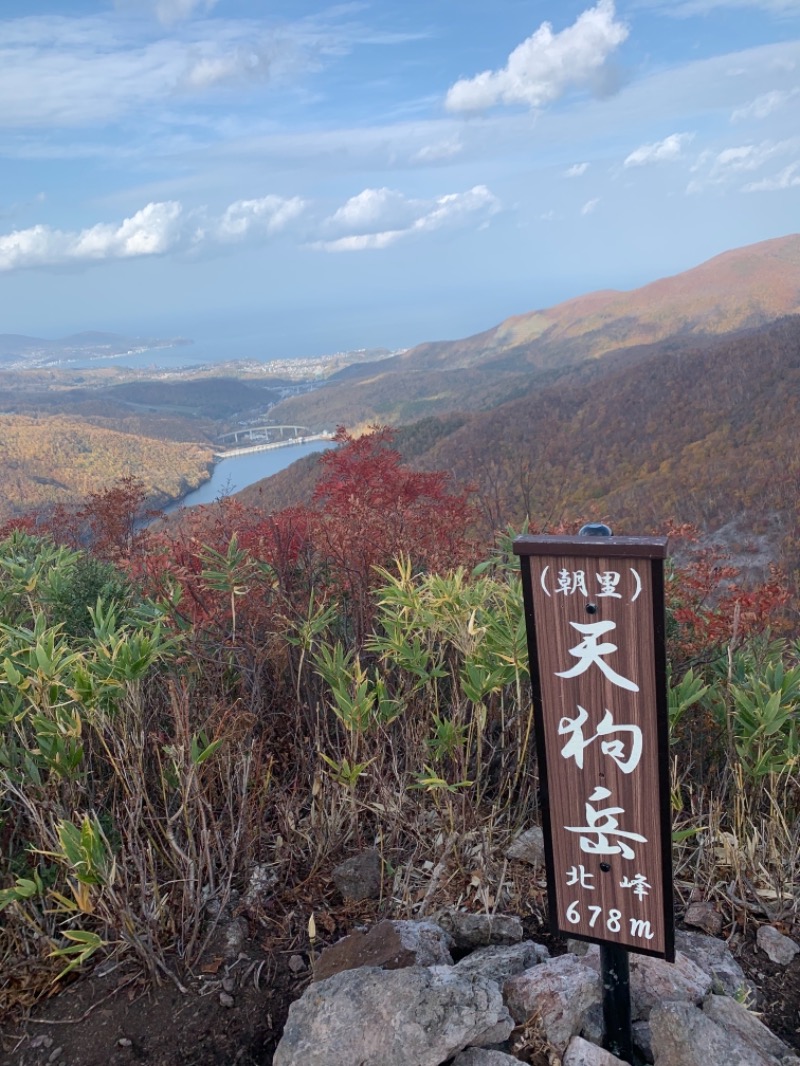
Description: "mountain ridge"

(266, 233), (800, 430)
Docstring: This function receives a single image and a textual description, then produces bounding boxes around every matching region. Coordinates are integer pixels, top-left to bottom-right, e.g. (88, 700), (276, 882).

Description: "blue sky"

(1, 0), (799, 357)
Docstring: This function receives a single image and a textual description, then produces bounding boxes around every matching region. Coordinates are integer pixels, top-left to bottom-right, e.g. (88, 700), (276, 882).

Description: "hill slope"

(0, 415), (213, 522)
(267, 234), (800, 430)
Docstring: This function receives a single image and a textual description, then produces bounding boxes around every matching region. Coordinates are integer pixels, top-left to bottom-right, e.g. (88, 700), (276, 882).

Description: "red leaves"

(302, 426), (476, 638)
(666, 522), (789, 670)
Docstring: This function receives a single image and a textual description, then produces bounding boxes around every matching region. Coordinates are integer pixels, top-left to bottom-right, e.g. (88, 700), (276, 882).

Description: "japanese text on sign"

(514, 536), (673, 959)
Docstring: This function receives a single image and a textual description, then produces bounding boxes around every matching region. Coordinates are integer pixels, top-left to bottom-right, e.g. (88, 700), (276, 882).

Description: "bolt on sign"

(513, 534), (674, 961)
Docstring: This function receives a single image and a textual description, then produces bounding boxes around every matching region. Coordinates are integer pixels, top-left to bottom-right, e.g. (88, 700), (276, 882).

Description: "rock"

(288, 954), (306, 973)
(454, 941), (549, 984)
(757, 925), (800, 966)
(563, 1035), (628, 1065)
(332, 848), (383, 902)
(684, 902), (724, 938)
(505, 827), (545, 867)
(313, 919), (454, 982)
(273, 965), (513, 1066)
(438, 911), (524, 949)
(676, 930), (755, 1000)
(632, 1020), (654, 1064)
(219, 991), (235, 1007)
(503, 952), (602, 1054)
(242, 862), (278, 909)
(650, 1001), (780, 1066)
(451, 1050), (522, 1065)
(703, 993), (793, 1062)
(579, 1001), (605, 1046)
(222, 917), (248, 960)
(581, 945), (712, 1020)
(568, 938), (592, 957)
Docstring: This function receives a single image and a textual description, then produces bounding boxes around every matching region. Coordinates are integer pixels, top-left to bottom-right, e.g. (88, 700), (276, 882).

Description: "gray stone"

(505, 826), (546, 867)
(650, 1001), (780, 1066)
(563, 1036), (627, 1065)
(582, 945), (712, 1020)
(568, 938), (592, 957)
(451, 1051), (522, 1065)
(632, 1020), (654, 1064)
(757, 925), (800, 966)
(676, 930), (755, 1000)
(703, 993), (793, 1062)
(438, 911), (524, 950)
(332, 848), (383, 901)
(503, 952), (602, 1054)
(579, 1001), (605, 1046)
(273, 964), (513, 1066)
(314, 919), (454, 982)
(454, 941), (549, 984)
(684, 902), (724, 938)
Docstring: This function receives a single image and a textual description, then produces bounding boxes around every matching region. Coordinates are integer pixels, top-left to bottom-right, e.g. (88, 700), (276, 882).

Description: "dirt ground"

(1, 913), (798, 1066)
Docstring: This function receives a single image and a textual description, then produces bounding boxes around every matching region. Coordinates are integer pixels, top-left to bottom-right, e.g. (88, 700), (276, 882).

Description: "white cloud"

(731, 88), (800, 121)
(581, 197), (601, 214)
(743, 161), (800, 190)
(565, 162), (590, 177)
(154, 0), (218, 26)
(214, 196), (306, 241)
(0, 17), (286, 129)
(413, 137), (463, 163)
(639, 0), (800, 14)
(71, 201), (184, 259)
(117, 0), (219, 26)
(445, 1), (628, 113)
(0, 7), (400, 131)
(686, 136), (800, 191)
(624, 132), (693, 167)
(0, 194), (306, 272)
(313, 185), (500, 252)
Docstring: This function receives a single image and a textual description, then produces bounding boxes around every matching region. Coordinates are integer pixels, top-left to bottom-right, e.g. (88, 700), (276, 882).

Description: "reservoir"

(167, 439), (336, 511)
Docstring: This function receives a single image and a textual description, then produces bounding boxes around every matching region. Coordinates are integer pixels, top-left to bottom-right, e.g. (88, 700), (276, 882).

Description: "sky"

(1, 0), (800, 358)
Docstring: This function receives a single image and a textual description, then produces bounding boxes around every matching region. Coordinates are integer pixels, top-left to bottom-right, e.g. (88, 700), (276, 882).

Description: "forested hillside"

(0, 415), (212, 521)
(242, 316), (800, 596)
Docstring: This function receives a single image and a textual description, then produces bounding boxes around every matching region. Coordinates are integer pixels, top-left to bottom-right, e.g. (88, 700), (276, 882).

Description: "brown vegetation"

(0, 414), (213, 521)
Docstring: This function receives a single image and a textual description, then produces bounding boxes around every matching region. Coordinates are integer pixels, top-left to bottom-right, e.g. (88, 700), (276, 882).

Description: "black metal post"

(600, 943), (634, 1062)
(579, 522), (634, 1063)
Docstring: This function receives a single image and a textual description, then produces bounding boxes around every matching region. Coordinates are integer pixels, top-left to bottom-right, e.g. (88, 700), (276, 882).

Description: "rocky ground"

(1, 912), (798, 1066)
(1, 847), (798, 1065)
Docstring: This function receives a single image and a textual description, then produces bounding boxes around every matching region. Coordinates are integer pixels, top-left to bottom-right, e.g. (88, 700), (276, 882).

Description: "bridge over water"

(217, 424), (311, 446)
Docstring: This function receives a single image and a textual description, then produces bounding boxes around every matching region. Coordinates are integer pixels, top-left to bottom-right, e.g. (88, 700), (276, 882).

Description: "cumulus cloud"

(213, 196), (307, 241)
(313, 185), (500, 252)
(623, 132), (693, 167)
(565, 162), (590, 177)
(731, 88), (800, 122)
(0, 194), (305, 272)
(445, 1), (628, 113)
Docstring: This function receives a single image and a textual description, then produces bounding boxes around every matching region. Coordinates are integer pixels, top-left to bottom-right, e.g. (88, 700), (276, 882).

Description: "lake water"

(166, 439), (336, 512)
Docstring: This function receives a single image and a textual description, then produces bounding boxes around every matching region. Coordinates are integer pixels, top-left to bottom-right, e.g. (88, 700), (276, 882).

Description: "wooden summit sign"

(513, 534), (674, 960)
